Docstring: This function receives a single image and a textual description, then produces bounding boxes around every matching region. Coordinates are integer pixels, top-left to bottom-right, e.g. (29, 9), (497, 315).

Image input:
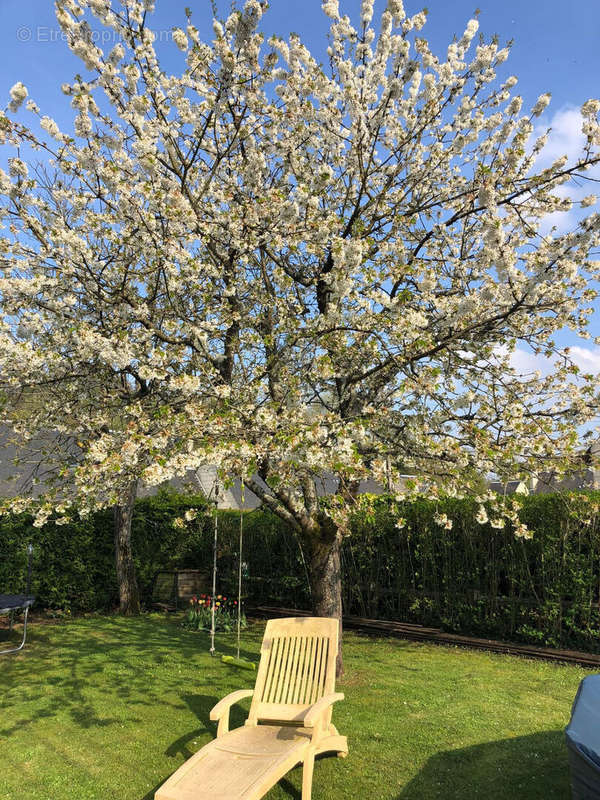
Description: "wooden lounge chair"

(156, 616), (348, 800)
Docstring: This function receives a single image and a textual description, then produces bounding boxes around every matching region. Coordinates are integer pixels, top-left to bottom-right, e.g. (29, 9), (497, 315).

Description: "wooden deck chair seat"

(156, 617), (348, 800)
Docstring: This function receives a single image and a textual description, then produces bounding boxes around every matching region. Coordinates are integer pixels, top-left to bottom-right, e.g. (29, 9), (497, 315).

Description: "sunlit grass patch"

(0, 614), (585, 800)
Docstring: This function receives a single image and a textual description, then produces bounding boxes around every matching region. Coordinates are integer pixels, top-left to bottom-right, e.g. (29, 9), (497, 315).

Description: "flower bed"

(182, 594), (246, 633)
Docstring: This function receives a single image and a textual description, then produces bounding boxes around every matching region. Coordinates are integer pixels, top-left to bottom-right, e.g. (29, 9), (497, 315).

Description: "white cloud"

(533, 107), (587, 169)
(567, 346), (600, 373)
(530, 106), (600, 235)
(509, 345), (600, 377)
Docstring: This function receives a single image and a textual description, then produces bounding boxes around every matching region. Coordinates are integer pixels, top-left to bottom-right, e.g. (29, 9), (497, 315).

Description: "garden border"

(251, 606), (600, 668)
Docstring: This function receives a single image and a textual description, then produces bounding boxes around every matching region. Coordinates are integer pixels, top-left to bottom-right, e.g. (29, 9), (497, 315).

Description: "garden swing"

(207, 479), (255, 671)
(157, 482), (348, 800)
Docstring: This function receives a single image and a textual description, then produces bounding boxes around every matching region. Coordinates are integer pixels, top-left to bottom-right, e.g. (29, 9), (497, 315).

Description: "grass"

(0, 613), (586, 799)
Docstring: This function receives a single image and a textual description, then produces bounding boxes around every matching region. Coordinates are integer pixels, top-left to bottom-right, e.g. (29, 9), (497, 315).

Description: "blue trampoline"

(0, 545), (35, 655)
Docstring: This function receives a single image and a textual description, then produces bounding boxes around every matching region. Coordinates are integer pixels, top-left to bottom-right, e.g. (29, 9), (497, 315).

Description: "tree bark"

(305, 529), (344, 677)
(242, 475), (345, 675)
(114, 479), (140, 616)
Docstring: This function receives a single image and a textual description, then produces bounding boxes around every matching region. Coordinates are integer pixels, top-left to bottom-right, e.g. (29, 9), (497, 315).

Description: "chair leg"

(315, 733), (348, 760)
(325, 723), (348, 756)
(302, 750), (315, 800)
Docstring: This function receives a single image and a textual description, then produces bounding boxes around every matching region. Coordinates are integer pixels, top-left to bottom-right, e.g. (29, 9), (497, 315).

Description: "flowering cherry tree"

(1, 0), (600, 668)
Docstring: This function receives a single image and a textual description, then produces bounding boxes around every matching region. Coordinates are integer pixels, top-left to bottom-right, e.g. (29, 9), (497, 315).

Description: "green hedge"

(0, 492), (307, 612)
(2, 490), (600, 651)
(0, 509), (115, 612)
(0, 492), (211, 612)
(339, 493), (600, 651)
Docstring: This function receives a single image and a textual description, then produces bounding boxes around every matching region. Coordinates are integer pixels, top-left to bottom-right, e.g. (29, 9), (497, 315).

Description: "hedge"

(0, 492), (211, 612)
(1, 489), (600, 651)
(340, 493), (600, 651)
(0, 492), (305, 612)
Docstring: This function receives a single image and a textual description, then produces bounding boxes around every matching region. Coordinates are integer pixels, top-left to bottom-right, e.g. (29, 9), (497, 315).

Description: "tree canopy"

(1, 0), (600, 638)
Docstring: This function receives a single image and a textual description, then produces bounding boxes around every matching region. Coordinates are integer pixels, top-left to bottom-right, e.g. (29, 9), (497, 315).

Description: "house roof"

(0, 426), (407, 509)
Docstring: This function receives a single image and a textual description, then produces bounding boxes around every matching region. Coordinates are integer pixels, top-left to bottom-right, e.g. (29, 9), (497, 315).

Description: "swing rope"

(210, 479), (218, 657)
(236, 494), (243, 662)
(221, 481), (256, 670)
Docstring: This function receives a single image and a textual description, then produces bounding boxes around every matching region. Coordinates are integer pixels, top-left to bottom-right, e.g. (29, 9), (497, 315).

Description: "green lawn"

(0, 614), (585, 799)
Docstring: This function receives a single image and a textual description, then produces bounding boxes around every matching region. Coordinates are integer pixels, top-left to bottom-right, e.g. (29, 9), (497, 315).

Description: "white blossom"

(582, 99), (600, 116)
(476, 506), (489, 525)
(387, 0), (405, 22)
(8, 82), (28, 112)
(8, 158), (28, 177)
(532, 93), (551, 116)
(322, 0), (339, 19)
(0, 1), (597, 608)
(361, 0), (374, 27)
(172, 28), (188, 51)
(40, 116), (61, 139)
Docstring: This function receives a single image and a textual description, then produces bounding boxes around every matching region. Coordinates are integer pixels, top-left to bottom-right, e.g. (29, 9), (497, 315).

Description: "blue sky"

(1, 0), (599, 378)
(1, 0), (598, 115)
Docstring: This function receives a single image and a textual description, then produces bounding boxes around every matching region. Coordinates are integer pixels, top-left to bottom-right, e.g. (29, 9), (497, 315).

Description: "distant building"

(487, 479), (530, 496)
(489, 442), (600, 496)
(0, 426), (411, 509)
(533, 451), (600, 494)
(195, 465), (412, 510)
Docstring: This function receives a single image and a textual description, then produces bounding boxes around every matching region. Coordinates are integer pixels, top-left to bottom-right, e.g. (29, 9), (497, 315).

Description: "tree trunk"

(114, 480), (140, 616)
(306, 530), (344, 676)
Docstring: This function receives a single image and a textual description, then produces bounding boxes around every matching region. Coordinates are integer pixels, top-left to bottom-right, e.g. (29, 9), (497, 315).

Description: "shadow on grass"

(396, 730), (569, 800)
(164, 693), (220, 760)
(137, 690), (219, 800)
(140, 779), (166, 800)
(0, 615), (260, 738)
(272, 753), (344, 800)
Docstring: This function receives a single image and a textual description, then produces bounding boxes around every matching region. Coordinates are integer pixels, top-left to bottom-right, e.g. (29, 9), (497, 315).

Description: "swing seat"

(155, 617), (348, 800)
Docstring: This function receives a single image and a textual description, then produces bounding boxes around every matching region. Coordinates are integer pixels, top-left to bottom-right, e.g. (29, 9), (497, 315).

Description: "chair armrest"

(210, 690), (254, 737)
(303, 693), (345, 728)
(210, 689), (254, 721)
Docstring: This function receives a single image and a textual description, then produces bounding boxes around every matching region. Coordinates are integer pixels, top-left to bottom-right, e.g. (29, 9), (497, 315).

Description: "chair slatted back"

(248, 617), (339, 726)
